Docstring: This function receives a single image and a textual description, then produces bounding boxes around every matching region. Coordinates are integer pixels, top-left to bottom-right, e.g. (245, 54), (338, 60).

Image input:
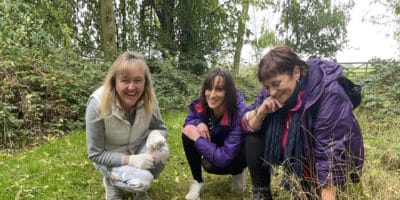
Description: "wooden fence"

(340, 61), (400, 80)
(339, 62), (375, 79)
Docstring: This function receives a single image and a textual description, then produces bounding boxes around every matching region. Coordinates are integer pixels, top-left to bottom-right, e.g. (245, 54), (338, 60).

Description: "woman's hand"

(321, 185), (336, 200)
(182, 125), (201, 141)
(246, 96), (283, 131)
(197, 123), (211, 140)
(257, 96), (283, 116)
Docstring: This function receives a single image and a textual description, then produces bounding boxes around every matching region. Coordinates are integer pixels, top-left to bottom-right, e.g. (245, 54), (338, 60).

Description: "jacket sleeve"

(312, 82), (357, 186)
(195, 92), (247, 168)
(149, 99), (168, 138)
(85, 97), (125, 167)
(183, 97), (204, 127)
(241, 87), (268, 133)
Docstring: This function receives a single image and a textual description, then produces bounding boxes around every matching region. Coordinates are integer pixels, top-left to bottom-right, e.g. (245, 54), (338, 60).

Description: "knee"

(246, 134), (264, 156)
(201, 158), (216, 173)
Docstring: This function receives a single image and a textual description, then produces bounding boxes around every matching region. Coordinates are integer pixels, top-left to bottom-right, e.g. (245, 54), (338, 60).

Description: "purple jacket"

(245, 59), (364, 186)
(183, 91), (247, 168)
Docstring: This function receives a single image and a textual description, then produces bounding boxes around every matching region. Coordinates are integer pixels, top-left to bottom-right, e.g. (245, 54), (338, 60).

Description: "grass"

(0, 111), (399, 199)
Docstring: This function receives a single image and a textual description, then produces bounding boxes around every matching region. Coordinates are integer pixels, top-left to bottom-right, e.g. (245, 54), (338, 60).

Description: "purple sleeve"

(183, 98), (203, 127)
(241, 87), (268, 133)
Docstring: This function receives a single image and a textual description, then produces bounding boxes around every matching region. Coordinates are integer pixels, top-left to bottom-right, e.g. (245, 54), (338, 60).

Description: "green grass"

(0, 112), (399, 199)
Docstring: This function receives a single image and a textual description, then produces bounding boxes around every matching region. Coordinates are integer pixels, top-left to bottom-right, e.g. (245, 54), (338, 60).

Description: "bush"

(355, 59), (400, 121)
(148, 58), (202, 113)
(0, 49), (108, 151)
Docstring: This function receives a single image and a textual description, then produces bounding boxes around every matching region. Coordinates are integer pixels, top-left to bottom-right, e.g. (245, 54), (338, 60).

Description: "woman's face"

(115, 64), (145, 111)
(205, 75), (226, 116)
(262, 66), (300, 105)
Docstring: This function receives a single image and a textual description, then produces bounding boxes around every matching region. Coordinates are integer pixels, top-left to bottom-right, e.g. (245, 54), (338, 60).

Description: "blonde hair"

(98, 51), (156, 119)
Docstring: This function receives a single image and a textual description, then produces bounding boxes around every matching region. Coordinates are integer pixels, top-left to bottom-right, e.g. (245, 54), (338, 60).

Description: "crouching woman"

(85, 52), (169, 200)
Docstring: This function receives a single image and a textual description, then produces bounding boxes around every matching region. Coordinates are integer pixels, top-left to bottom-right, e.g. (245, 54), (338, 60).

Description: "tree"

(232, 0), (275, 75)
(5, 0), (250, 73)
(251, 24), (277, 61)
(275, 0), (354, 58)
(370, 0), (400, 46)
(142, 0), (177, 58)
(100, 0), (117, 62)
(233, 1), (250, 75)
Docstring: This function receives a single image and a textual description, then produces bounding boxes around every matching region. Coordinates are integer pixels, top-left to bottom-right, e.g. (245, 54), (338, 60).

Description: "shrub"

(356, 59), (400, 121)
(0, 49), (108, 151)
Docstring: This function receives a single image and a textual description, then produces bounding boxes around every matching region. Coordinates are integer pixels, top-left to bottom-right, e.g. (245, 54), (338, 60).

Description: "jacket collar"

(194, 103), (230, 126)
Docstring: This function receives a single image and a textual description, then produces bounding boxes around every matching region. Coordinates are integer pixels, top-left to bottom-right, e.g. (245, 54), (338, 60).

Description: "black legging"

(245, 132), (272, 189)
(182, 134), (247, 183)
(246, 132), (318, 200)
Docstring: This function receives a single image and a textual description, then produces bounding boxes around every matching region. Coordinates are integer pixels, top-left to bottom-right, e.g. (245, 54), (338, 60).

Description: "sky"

(242, 0), (399, 64)
(336, 0), (399, 62)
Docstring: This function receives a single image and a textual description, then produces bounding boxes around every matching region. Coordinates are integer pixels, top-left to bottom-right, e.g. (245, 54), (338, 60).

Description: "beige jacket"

(85, 86), (168, 167)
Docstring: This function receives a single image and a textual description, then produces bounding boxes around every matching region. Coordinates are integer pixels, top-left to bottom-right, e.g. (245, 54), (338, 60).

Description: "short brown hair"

(258, 45), (308, 82)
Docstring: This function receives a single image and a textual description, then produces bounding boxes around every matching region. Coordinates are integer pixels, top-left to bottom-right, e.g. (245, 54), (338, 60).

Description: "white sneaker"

(231, 168), (247, 193)
(185, 180), (205, 200)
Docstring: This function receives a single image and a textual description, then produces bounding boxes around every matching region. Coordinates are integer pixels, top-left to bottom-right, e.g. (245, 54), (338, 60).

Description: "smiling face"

(115, 63), (145, 111)
(205, 75), (226, 116)
(262, 66), (300, 105)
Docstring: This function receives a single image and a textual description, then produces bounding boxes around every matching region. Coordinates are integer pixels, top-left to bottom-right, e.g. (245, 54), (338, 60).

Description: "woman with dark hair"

(242, 45), (364, 200)
(182, 67), (247, 200)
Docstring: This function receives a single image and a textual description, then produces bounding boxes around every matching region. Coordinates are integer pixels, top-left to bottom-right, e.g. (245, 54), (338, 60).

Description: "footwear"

(133, 191), (151, 200)
(231, 168), (247, 192)
(185, 180), (205, 200)
(253, 187), (273, 200)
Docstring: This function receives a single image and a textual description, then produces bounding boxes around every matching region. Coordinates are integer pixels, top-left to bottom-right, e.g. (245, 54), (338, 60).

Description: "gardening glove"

(128, 153), (154, 170)
(146, 130), (166, 150)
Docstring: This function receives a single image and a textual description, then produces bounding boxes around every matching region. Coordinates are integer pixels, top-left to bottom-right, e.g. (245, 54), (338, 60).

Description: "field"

(0, 111), (399, 200)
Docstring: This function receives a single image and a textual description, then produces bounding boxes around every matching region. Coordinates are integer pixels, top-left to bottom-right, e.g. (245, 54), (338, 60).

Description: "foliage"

(370, 0), (400, 44)
(1, 112), (399, 199)
(68, 0), (243, 73)
(0, 1), (55, 59)
(251, 25), (277, 52)
(0, 49), (108, 151)
(354, 59), (400, 120)
(235, 66), (262, 104)
(148, 58), (203, 113)
(0, 0), (78, 51)
(274, 0), (353, 58)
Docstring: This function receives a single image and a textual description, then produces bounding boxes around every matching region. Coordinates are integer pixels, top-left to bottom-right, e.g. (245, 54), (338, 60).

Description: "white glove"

(128, 153), (154, 170)
(146, 130), (166, 150)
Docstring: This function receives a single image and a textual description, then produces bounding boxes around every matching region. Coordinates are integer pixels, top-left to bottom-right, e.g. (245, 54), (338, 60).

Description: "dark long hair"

(199, 67), (237, 114)
(258, 45), (308, 82)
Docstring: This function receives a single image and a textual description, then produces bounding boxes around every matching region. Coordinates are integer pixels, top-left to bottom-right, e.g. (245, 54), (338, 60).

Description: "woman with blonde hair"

(86, 52), (169, 200)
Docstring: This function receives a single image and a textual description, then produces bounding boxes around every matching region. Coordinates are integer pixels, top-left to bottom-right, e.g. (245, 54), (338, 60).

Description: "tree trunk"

(144, 0), (176, 58)
(100, 0), (117, 62)
(233, 1), (250, 75)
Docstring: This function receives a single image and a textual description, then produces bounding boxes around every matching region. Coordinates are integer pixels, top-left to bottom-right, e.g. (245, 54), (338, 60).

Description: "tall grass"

(0, 111), (399, 199)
